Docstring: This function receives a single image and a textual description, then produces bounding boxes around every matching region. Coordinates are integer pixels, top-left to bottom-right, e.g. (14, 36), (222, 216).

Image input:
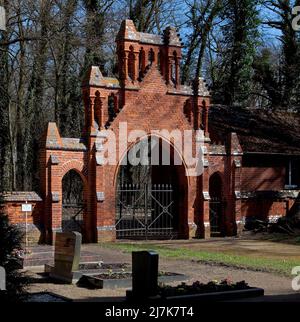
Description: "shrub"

(0, 206), (27, 301)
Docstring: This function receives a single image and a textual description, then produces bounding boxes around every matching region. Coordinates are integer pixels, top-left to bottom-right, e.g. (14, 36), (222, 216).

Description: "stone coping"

(237, 190), (300, 200)
(0, 191), (42, 202)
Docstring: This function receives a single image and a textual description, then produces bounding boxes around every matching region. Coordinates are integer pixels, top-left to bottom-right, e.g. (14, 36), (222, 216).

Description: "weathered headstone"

(0, 6), (6, 31)
(0, 266), (6, 291)
(49, 232), (82, 284)
(131, 251), (159, 298)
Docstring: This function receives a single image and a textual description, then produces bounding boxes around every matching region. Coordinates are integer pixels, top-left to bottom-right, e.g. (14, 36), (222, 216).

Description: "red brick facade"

(1, 20), (299, 244)
(0, 192), (43, 245)
(242, 167), (286, 191)
(39, 20), (210, 243)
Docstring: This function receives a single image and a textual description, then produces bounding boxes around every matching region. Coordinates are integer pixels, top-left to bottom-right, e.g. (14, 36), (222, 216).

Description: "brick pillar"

(175, 58), (180, 88)
(83, 93), (90, 136)
(86, 129), (97, 242)
(203, 201), (210, 238)
(113, 95), (119, 114)
(95, 136), (116, 242)
(134, 51), (139, 82)
(234, 159), (243, 236)
(141, 49), (146, 74)
(203, 168), (211, 238)
(45, 164), (52, 244)
(160, 49), (165, 79)
(167, 56), (172, 84)
(90, 96), (95, 128)
(124, 51), (129, 80)
(196, 104), (201, 130)
(198, 101), (203, 130)
(49, 164), (63, 244)
(187, 175), (197, 239)
(96, 95), (105, 130)
(203, 102), (209, 136)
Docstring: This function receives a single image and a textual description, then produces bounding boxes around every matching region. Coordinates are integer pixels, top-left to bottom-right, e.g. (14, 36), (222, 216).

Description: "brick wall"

(241, 199), (287, 220)
(241, 167), (285, 191)
(99, 66), (198, 241)
(1, 201), (44, 245)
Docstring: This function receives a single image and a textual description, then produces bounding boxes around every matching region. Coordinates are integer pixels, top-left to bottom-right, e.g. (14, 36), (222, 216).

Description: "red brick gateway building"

(1, 20), (299, 244)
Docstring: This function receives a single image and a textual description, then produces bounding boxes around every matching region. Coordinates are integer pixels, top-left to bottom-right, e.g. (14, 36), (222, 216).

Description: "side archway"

(62, 170), (85, 233)
(60, 161), (88, 240)
(209, 172), (225, 237)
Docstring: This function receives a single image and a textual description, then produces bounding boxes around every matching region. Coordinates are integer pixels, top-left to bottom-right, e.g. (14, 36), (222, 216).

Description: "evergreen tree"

(254, 0), (300, 109)
(0, 197), (26, 301)
(213, 0), (260, 106)
(280, 0), (300, 109)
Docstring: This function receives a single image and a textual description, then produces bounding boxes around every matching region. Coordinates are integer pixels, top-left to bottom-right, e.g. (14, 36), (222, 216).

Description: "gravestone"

(0, 6), (6, 31)
(0, 266), (6, 291)
(131, 251), (159, 298)
(49, 232), (82, 284)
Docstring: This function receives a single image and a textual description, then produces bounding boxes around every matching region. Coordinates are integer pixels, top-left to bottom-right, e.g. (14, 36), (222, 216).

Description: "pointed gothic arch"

(115, 134), (189, 239)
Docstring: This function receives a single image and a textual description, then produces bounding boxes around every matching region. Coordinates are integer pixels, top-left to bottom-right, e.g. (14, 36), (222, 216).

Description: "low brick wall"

(240, 190), (299, 224)
(241, 199), (288, 221)
(0, 192), (44, 245)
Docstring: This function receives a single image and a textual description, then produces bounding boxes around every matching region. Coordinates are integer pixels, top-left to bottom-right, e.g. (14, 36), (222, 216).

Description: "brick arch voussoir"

(60, 160), (88, 187)
(113, 132), (191, 187)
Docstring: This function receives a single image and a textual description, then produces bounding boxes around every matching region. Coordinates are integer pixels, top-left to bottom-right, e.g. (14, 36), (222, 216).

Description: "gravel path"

(24, 244), (298, 302)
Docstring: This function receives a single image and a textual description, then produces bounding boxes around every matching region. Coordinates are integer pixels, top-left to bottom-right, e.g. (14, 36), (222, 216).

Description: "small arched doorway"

(116, 136), (188, 240)
(62, 170), (85, 234)
(209, 172), (224, 237)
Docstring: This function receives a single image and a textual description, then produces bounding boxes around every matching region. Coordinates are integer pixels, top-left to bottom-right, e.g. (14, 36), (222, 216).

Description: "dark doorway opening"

(116, 137), (188, 240)
(209, 173), (224, 237)
(62, 170), (85, 234)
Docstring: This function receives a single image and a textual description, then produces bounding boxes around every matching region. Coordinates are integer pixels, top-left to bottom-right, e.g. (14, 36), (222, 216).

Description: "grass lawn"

(103, 242), (299, 277)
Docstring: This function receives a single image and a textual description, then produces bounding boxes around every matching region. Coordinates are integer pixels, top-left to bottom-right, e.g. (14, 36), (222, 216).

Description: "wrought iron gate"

(62, 203), (84, 233)
(209, 197), (223, 236)
(116, 183), (176, 239)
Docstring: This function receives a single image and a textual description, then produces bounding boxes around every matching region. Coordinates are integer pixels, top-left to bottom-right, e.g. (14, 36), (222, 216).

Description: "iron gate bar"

(116, 201), (147, 227)
(116, 183), (176, 239)
(147, 197), (174, 228)
(62, 203), (85, 233)
(116, 184), (148, 236)
(209, 198), (222, 235)
(116, 184), (147, 227)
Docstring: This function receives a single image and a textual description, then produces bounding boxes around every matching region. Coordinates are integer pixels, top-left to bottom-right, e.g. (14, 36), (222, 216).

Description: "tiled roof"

(168, 79), (210, 97)
(0, 192), (42, 202)
(209, 105), (300, 155)
(82, 66), (120, 88)
(140, 32), (163, 45)
(116, 19), (140, 42)
(103, 77), (120, 88)
(117, 20), (183, 47)
(46, 122), (62, 148)
(61, 138), (87, 151)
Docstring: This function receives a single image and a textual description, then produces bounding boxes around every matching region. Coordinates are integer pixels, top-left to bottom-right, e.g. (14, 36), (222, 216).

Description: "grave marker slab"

(49, 232), (82, 284)
(0, 6), (6, 31)
(0, 266), (6, 291)
(131, 251), (159, 298)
